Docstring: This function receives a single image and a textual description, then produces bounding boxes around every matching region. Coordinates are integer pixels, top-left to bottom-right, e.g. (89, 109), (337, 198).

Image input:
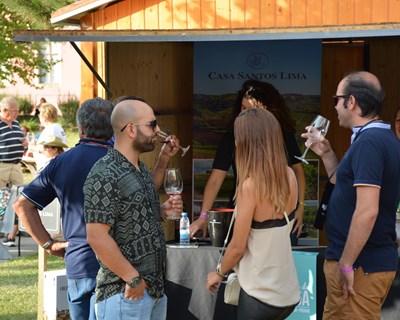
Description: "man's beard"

(133, 127), (156, 153)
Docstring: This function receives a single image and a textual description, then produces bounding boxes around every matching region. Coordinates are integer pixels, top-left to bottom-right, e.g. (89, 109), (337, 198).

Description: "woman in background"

(37, 103), (66, 145)
(206, 108), (300, 319)
(190, 80), (306, 245)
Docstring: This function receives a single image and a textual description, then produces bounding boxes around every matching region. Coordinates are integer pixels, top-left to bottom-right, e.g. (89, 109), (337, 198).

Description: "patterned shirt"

(84, 148), (166, 302)
(0, 120), (24, 162)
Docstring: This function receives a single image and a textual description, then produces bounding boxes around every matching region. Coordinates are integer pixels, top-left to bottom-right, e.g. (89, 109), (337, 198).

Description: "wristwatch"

(127, 276), (142, 288)
(42, 237), (54, 249)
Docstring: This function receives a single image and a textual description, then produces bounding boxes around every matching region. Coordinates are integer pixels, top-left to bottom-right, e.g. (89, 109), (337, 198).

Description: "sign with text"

(19, 198), (61, 234)
(288, 251), (319, 320)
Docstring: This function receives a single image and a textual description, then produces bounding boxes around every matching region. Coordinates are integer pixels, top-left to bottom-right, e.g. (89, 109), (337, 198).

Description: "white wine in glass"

(164, 168), (183, 219)
(295, 115), (330, 164)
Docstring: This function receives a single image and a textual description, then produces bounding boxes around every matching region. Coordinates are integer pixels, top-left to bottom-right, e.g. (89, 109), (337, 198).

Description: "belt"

(0, 160), (21, 164)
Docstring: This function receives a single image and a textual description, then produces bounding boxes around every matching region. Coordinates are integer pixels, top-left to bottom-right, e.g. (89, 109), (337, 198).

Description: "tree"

(0, 0), (73, 87)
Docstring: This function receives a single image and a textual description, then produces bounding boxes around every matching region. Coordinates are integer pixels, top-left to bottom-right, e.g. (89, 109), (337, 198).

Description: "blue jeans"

(95, 290), (167, 320)
(67, 277), (96, 320)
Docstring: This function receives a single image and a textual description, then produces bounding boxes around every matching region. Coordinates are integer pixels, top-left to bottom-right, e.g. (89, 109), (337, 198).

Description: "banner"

(289, 251), (319, 320)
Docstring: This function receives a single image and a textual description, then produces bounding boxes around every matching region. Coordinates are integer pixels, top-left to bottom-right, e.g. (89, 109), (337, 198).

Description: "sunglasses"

(120, 119), (158, 132)
(333, 95), (348, 106)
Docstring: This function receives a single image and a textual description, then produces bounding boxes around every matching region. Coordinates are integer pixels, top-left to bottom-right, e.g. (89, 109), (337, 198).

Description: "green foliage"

(19, 116), (40, 132)
(0, 253), (65, 320)
(58, 96), (79, 128)
(0, 0), (73, 87)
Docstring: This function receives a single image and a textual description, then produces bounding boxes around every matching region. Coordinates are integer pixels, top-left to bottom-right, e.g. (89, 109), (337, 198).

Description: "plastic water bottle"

(180, 212), (190, 246)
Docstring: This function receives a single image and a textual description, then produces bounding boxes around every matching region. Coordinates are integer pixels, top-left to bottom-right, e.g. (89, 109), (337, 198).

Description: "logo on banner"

(247, 53), (269, 69)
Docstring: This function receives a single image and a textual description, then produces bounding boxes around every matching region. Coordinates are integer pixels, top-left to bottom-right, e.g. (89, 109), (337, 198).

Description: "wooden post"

(37, 246), (48, 320)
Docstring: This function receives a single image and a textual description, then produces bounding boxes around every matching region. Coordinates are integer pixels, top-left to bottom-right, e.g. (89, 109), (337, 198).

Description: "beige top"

(234, 212), (300, 307)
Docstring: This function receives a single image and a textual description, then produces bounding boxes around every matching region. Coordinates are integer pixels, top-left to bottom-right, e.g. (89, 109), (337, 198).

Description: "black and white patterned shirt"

(84, 148), (166, 302)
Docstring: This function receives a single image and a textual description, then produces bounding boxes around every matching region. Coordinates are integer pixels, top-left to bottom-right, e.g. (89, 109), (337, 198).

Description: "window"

(38, 43), (62, 85)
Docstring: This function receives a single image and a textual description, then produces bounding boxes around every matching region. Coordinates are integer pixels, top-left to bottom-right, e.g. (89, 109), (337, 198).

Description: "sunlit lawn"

(0, 254), (65, 320)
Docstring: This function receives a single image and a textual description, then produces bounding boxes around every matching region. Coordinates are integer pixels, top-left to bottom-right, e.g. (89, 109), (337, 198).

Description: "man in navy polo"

(13, 97), (180, 320)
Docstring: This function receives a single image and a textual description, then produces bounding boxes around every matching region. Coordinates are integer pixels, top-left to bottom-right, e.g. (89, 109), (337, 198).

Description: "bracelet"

(339, 265), (353, 273)
(199, 212), (208, 219)
(216, 263), (227, 278)
(42, 237), (54, 249)
(298, 201), (306, 207)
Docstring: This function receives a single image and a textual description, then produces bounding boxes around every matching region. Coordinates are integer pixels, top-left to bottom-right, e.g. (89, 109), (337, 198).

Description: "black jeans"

(237, 289), (297, 320)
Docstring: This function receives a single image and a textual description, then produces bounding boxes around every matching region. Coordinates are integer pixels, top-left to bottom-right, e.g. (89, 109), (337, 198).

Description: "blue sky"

(194, 39), (322, 95)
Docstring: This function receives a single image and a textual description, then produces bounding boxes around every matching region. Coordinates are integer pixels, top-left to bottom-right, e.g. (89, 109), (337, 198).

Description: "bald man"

(84, 98), (182, 319)
(302, 71), (400, 319)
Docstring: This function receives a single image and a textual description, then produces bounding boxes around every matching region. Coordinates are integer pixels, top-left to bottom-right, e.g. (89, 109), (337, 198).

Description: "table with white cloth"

(166, 245), (400, 320)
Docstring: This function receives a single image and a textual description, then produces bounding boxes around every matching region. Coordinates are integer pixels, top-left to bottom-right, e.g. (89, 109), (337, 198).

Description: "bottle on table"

(180, 212), (190, 246)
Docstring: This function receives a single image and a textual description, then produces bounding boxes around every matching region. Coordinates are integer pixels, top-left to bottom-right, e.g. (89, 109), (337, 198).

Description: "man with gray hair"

(13, 97), (180, 320)
(0, 97), (27, 247)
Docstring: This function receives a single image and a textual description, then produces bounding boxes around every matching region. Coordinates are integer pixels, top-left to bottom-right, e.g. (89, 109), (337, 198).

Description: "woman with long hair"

(206, 108), (300, 319)
(191, 80), (306, 245)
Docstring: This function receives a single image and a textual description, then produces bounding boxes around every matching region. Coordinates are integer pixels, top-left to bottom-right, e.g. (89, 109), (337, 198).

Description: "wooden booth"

(14, 0), (400, 245)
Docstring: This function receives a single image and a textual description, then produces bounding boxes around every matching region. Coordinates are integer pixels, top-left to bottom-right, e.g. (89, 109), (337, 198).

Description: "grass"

(0, 254), (66, 320)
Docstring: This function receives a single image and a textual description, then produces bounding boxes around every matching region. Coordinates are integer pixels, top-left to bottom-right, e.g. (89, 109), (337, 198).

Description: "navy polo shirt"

(22, 138), (112, 279)
(326, 128), (400, 273)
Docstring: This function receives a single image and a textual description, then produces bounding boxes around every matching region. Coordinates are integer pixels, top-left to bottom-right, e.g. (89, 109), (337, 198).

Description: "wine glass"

(26, 132), (35, 144)
(157, 130), (190, 157)
(295, 115), (330, 164)
(164, 168), (183, 219)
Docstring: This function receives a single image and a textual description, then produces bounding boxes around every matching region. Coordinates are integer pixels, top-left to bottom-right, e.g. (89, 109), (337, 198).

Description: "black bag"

(313, 179), (334, 230)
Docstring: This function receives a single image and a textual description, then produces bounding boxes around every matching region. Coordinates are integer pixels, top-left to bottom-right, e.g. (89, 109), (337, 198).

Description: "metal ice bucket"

(207, 209), (234, 247)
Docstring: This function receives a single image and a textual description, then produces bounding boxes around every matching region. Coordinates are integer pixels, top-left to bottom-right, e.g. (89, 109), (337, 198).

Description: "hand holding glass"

(157, 130), (190, 157)
(295, 115), (330, 164)
(164, 168), (183, 219)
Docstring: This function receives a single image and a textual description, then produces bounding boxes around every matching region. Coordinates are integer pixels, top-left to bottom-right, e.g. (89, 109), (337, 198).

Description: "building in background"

(0, 40), (81, 111)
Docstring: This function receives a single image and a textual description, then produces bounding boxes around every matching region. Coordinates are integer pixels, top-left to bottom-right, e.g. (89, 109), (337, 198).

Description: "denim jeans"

(67, 277), (96, 320)
(95, 290), (167, 320)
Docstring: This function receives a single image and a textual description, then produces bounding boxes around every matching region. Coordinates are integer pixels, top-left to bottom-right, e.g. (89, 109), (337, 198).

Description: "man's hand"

(160, 135), (180, 158)
(162, 195), (183, 220)
(124, 280), (147, 300)
(338, 265), (356, 299)
(47, 241), (69, 258)
(301, 128), (332, 157)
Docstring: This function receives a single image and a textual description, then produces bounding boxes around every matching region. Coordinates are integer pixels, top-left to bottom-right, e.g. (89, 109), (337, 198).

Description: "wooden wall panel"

(338, 0), (354, 25)
(276, 0), (291, 27)
(200, 0), (216, 28)
(230, 0), (245, 28)
(319, 43), (364, 245)
(291, 0), (306, 27)
(87, 0), (400, 31)
(215, 0), (231, 28)
(144, 0), (159, 28)
(369, 38), (400, 126)
(131, 0), (146, 29)
(103, 5), (118, 29)
(372, 0), (389, 23)
(107, 42), (194, 212)
(172, 0), (188, 29)
(187, 0), (202, 29)
(116, 0), (132, 29)
(159, 0), (173, 29)
(354, 0), (372, 24)
(244, 0), (260, 28)
(306, 0), (322, 26)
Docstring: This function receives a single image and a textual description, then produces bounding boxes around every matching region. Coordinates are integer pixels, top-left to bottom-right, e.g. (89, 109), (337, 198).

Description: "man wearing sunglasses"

(302, 71), (400, 319)
(84, 98), (182, 319)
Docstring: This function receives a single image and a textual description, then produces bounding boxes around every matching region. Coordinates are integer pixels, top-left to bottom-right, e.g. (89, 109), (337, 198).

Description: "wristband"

(339, 265), (353, 273)
(199, 212), (208, 219)
(298, 201), (306, 207)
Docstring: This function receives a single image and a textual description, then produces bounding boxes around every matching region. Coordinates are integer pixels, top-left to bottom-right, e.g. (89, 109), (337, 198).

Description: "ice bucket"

(207, 209), (234, 247)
